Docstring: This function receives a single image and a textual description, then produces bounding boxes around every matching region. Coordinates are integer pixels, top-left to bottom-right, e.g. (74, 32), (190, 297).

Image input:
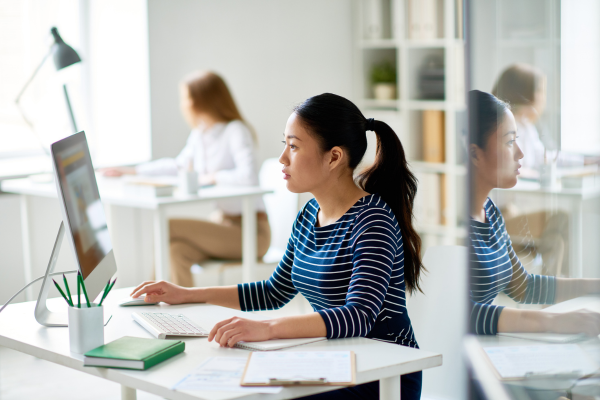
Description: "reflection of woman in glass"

(468, 90), (600, 335)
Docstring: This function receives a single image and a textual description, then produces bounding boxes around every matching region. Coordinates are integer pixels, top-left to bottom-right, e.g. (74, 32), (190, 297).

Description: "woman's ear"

(470, 144), (483, 168)
(328, 146), (345, 171)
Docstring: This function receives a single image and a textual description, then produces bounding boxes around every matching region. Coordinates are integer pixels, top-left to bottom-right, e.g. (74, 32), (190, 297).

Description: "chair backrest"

(406, 245), (468, 400)
(259, 158), (299, 256)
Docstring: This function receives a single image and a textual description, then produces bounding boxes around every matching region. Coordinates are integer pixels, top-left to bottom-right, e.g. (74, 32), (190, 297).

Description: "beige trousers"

(169, 212), (271, 287)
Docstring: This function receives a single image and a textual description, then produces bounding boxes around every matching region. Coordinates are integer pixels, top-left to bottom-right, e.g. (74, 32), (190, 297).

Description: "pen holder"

(68, 303), (104, 354)
(178, 169), (198, 195)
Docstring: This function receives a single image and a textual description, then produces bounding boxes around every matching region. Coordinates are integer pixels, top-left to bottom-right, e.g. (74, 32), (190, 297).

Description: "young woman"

(492, 64), (597, 178)
(130, 93), (425, 399)
(102, 71), (271, 287)
(468, 89), (600, 335)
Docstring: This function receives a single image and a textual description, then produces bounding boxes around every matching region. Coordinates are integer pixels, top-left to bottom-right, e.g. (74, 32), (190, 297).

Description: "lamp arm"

(15, 48), (53, 105)
(13, 48), (54, 157)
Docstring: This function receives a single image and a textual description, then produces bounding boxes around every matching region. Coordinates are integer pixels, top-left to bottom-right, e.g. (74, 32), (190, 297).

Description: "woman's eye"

(281, 140), (286, 145)
(290, 144), (297, 149)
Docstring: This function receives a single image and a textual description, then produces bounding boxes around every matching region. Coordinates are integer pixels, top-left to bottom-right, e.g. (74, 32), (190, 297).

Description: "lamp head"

(50, 27), (81, 70)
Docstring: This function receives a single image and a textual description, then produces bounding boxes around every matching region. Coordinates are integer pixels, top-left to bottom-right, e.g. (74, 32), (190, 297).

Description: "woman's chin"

(499, 177), (519, 189)
(284, 181), (303, 194)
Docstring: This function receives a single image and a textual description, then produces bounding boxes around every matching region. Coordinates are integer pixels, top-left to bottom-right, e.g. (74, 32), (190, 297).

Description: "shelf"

(403, 39), (447, 48)
(400, 38), (465, 48)
(361, 98), (399, 110)
(403, 100), (447, 110)
(410, 161), (467, 175)
(359, 39), (398, 49)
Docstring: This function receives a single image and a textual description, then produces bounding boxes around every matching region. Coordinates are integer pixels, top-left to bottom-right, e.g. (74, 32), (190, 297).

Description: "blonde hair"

(492, 64), (545, 108)
(182, 70), (256, 141)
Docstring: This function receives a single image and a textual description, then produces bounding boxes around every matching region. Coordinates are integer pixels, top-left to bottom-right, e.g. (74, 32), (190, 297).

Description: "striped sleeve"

(470, 300), (504, 335)
(237, 215), (300, 311)
(501, 221), (556, 305)
(503, 238), (556, 304)
(317, 210), (395, 339)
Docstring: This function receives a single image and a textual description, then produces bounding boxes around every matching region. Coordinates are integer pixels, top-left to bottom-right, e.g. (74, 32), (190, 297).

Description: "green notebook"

(84, 336), (185, 370)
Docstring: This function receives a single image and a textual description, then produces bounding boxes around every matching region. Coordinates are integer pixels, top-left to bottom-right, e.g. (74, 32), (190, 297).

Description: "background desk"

(493, 180), (600, 278)
(0, 177), (271, 299)
(0, 288), (442, 400)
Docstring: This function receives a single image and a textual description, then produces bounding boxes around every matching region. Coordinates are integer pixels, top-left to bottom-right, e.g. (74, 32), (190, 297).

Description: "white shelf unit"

(353, 0), (467, 246)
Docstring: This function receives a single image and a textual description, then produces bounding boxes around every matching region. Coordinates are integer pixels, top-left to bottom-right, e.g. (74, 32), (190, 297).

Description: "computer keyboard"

(132, 312), (209, 339)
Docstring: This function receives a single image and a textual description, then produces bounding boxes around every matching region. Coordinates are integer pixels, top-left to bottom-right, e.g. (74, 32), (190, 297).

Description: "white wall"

(0, 0), (355, 305)
(146, 0), (355, 163)
(561, 0), (600, 155)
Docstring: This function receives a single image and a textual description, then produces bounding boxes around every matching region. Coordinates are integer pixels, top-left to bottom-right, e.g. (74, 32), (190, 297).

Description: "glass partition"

(467, 0), (600, 398)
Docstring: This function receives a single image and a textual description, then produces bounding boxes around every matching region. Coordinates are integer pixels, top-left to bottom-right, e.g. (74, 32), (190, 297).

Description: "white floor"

(0, 289), (311, 400)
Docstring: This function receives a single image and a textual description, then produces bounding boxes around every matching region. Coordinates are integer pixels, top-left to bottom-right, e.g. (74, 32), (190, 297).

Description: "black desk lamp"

(15, 27), (82, 150)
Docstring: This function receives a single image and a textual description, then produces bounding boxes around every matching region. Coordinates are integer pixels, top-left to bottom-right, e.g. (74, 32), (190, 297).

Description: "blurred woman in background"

(102, 71), (270, 287)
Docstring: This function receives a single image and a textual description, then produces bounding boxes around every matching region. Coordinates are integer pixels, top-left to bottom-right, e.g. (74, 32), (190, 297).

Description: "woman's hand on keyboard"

(209, 316), (272, 347)
(130, 281), (190, 305)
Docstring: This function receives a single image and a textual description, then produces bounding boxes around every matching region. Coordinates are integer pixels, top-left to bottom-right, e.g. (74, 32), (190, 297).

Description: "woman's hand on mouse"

(130, 281), (191, 305)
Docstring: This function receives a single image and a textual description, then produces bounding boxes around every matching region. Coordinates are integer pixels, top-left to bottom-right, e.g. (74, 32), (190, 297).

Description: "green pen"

(98, 278), (117, 307)
(97, 279), (111, 306)
(79, 273), (91, 307)
(62, 274), (73, 307)
(77, 271), (81, 308)
(52, 279), (72, 306)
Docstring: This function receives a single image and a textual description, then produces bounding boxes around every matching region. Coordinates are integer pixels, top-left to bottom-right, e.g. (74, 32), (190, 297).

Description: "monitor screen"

(53, 134), (112, 279)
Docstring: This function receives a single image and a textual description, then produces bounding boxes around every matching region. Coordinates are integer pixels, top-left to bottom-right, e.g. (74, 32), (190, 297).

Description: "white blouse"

(517, 118), (583, 177)
(136, 120), (265, 215)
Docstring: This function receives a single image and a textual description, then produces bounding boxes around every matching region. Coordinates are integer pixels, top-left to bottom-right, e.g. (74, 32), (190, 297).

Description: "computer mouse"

(118, 295), (158, 307)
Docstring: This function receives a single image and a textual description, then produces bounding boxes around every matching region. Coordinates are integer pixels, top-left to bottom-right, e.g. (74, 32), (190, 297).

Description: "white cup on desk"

(178, 158), (199, 195)
(68, 304), (104, 354)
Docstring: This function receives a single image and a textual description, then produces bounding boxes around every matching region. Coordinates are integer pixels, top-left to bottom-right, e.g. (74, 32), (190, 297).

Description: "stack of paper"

(484, 345), (598, 380)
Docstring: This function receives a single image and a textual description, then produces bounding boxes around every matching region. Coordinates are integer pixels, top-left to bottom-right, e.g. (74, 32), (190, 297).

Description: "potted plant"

(371, 61), (397, 100)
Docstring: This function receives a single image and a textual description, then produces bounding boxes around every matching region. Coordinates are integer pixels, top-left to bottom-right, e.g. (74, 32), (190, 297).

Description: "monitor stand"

(35, 222), (68, 327)
(34, 222), (113, 327)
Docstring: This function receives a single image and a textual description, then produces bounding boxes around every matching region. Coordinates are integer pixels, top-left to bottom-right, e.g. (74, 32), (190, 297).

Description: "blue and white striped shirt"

(470, 198), (556, 335)
(237, 194), (418, 348)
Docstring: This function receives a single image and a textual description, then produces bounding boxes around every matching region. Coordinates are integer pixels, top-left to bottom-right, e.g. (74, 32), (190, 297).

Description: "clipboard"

(240, 351), (356, 387)
(482, 344), (599, 381)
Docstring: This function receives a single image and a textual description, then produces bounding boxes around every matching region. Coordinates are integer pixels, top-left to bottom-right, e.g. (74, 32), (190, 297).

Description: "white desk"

(0, 177), (271, 298)
(0, 155), (52, 182)
(475, 296), (600, 394)
(493, 180), (600, 278)
(0, 288), (442, 400)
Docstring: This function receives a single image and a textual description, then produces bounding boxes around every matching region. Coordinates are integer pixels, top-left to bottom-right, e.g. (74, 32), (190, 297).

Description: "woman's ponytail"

(294, 93), (424, 295)
(357, 120), (424, 294)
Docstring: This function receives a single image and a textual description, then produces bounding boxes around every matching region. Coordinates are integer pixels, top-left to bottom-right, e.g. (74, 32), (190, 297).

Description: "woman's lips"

(516, 164), (522, 175)
(282, 170), (290, 180)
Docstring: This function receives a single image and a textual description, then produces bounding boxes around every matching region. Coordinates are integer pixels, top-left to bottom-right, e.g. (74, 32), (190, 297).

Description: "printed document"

(484, 344), (598, 380)
(173, 357), (282, 393)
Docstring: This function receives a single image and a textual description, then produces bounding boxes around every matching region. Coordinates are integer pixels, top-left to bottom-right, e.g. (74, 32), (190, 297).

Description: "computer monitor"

(52, 131), (117, 299)
(35, 131), (117, 326)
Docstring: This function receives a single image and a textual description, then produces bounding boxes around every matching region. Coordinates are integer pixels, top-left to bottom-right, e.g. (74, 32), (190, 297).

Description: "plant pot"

(373, 83), (397, 100)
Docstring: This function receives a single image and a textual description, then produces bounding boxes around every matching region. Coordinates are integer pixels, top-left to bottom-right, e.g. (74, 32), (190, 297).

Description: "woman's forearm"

(555, 278), (600, 303)
(186, 286), (241, 310)
(269, 313), (327, 339)
(497, 308), (549, 333)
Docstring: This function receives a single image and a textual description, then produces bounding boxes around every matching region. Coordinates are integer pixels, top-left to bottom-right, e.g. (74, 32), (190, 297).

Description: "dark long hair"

(469, 90), (511, 149)
(294, 93), (424, 294)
